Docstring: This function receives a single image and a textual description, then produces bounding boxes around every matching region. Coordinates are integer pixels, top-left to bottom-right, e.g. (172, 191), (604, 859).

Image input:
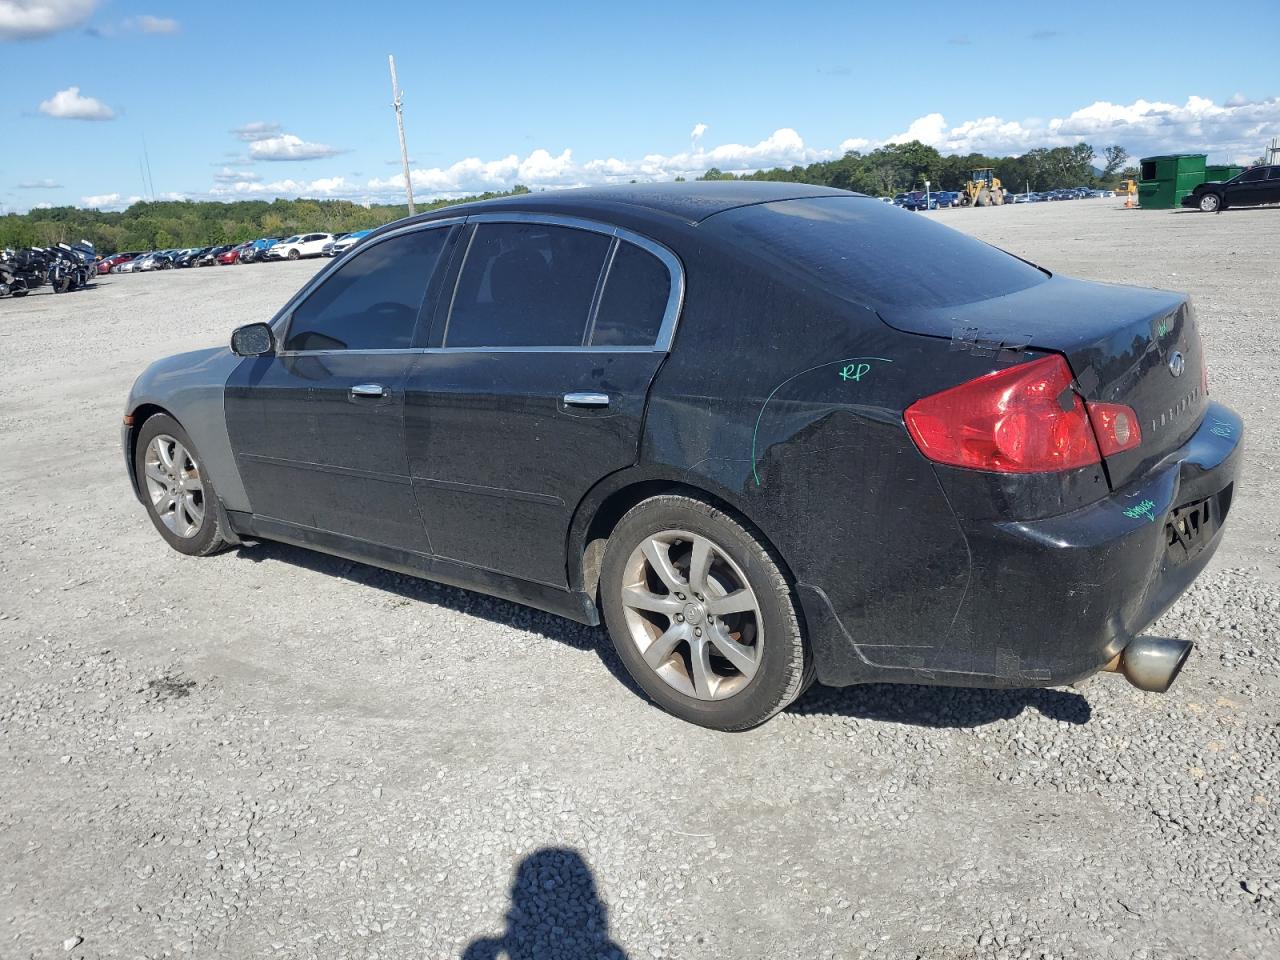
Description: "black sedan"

(122, 183), (1242, 730)
(1183, 165), (1280, 212)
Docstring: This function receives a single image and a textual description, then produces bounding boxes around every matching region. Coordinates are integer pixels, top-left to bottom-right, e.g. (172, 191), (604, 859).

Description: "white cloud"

(213, 168), (261, 184)
(150, 93), (1280, 208)
(38, 85), (115, 120)
(18, 177), (62, 188)
(882, 95), (1280, 163)
(209, 175), (354, 198)
(231, 120), (280, 142)
(130, 14), (177, 33)
(32, 201), (53, 209)
(81, 192), (126, 208)
(249, 133), (345, 161)
(0, 0), (97, 40)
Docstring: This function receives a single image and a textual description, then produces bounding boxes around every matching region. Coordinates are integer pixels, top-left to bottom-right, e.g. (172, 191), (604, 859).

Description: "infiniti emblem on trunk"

(1168, 351), (1185, 377)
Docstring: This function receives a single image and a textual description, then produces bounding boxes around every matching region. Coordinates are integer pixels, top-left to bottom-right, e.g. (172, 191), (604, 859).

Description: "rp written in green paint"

(1123, 499), (1157, 523)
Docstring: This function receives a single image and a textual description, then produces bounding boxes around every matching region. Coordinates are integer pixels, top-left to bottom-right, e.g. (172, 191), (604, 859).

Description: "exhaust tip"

(1105, 637), (1193, 693)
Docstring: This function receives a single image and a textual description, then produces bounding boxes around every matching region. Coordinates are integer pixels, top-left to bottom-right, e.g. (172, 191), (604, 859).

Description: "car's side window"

(283, 228), (448, 352)
(1269, 166), (1280, 180)
(589, 240), (672, 347)
(444, 222), (611, 348)
(1240, 168), (1266, 182)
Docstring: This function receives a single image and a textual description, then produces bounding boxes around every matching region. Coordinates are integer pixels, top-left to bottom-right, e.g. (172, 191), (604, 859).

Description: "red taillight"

(904, 355), (1102, 473)
(1086, 401), (1142, 456)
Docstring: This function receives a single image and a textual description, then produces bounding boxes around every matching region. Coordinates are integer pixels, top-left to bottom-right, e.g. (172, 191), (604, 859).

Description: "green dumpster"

(1138, 154), (1207, 209)
(1204, 164), (1245, 183)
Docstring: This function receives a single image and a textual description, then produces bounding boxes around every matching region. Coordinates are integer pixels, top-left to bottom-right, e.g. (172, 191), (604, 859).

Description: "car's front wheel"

(1198, 192), (1221, 212)
(134, 414), (231, 557)
(599, 495), (812, 730)
(288, 249), (300, 260)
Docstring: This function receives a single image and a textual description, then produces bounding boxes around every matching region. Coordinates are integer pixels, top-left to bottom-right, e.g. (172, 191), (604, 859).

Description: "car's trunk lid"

(879, 275), (1208, 489)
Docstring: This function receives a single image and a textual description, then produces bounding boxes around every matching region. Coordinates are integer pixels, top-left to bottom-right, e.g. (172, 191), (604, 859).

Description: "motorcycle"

(0, 252), (24, 298)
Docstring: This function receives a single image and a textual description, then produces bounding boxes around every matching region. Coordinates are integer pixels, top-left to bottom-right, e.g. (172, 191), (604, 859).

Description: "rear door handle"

(563, 392), (610, 408)
(350, 383), (387, 398)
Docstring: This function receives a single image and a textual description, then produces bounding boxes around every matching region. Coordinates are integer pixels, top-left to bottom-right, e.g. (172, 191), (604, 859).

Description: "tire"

(134, 413), (231, 557)
(1198, 192), (1221, 213)
(288, 249), (300, 260)
(976, 188), (991, 207)
(599, 494), (812, 731)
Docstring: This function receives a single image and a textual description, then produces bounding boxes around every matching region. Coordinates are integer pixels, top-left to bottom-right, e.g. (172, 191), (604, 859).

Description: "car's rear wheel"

(599, 495), (812, 730)
(1198, 192), (1221, 213)
(135, 414), (230, 557)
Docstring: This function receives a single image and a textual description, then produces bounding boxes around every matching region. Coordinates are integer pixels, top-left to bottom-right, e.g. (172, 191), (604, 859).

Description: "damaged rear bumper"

(802, 401), (1243, 688)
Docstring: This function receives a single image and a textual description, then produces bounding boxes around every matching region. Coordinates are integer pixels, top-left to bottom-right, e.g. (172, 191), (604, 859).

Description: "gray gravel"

(1, 202), (1277, 959)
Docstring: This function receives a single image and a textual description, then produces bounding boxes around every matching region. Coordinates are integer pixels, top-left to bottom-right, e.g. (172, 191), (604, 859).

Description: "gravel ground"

(1, 201), (1277, 960)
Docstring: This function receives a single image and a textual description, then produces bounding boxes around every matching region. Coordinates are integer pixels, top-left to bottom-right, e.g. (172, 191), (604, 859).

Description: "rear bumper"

(804, 401), (1243, 688)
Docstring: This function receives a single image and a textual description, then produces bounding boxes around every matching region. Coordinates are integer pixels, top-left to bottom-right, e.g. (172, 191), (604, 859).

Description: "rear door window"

(444, 222), (611, 348)
(284, 228), (448, 351)
(589, 241), (671, 346)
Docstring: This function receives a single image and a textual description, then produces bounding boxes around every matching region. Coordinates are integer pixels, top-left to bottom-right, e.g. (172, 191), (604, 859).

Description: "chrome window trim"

(267, 211), (685, 357)
(444, 211), (685, 353)
(267, 217), (465, 345)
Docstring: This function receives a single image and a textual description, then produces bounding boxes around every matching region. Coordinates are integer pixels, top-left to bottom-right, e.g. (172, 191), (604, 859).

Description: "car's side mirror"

(231, 322), (275, 357)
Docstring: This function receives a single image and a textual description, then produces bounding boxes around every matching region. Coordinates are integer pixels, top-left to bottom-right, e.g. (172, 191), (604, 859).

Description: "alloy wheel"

(143, 434), (205, 539)
(619, 530), (763, 701)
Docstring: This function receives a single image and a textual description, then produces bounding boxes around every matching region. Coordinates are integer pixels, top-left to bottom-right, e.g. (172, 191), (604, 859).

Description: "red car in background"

(217, 242), (251, 265)
(98, 252), (144, 274)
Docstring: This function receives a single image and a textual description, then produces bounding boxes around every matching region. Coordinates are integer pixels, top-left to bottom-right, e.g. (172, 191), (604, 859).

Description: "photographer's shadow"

(463, 847), (628, 960)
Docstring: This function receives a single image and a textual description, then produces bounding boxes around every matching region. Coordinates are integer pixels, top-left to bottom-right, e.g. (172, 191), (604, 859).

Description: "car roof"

(402, 181), (864, 230)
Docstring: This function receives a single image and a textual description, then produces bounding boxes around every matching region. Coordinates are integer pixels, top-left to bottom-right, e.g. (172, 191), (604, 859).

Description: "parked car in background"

(173, 248), (209, 268)
(136, 252), (173, 272)
(320, 232), (351, 256)
(1183, 165), (1280, 213)
(239, 238), (282, 264)
(196, 245), (232, 267)
(218, 242), (253, 265)
(268, 232), (333, 260)
(122, 182), (1241, 730)
(326, 229), (374, 257)
(98, 251), (144, 274)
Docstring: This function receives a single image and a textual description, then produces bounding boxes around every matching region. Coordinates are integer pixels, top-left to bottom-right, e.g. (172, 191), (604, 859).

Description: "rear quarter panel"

(640, 234), (1014, 681)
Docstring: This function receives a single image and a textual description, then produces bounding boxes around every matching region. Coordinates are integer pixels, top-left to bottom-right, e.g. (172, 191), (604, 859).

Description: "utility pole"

(388, 54), (415, 215)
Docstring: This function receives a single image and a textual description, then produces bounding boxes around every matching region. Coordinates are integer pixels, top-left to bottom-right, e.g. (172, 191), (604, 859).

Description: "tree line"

(2, 139), (1136, 253)
(0, 187), (531, 254)
(695, 140), (1134, 195)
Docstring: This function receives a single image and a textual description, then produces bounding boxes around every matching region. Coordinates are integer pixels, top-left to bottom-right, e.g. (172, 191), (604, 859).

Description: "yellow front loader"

(959, 168), (1005, 206)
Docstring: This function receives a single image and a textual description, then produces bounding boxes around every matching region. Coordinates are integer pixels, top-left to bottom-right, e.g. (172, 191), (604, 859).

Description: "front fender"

(124, 346), (250, 512)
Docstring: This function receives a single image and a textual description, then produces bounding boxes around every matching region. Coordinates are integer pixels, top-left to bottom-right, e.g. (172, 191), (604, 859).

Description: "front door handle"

(563, 392), (610, 408)
(350, 383), (387, 398)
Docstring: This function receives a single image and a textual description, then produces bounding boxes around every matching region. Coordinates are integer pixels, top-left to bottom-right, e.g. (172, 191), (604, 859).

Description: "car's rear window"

(708, 196), (1048, 308)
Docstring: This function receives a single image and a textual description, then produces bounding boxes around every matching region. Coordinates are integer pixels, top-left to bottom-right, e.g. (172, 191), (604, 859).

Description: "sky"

(2, 0), (1279, 212)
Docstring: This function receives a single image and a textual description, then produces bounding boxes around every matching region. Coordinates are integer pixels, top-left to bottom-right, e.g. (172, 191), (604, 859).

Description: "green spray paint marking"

(751, 357), (894, 487)
(1157, 321), (1169, 337)
(839, 363), (872, 382)
(1123, 499), (1157, 523)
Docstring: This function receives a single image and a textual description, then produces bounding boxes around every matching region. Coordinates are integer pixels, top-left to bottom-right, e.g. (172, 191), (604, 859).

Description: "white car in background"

(267, 233), (333, 260)
(325, 229), (374, 257)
